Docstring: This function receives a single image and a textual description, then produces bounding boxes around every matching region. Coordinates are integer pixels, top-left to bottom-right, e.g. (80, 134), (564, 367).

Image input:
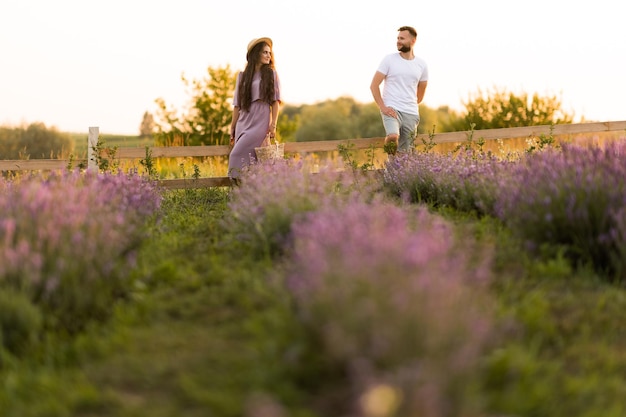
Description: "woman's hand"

(268, 124), (277, 138)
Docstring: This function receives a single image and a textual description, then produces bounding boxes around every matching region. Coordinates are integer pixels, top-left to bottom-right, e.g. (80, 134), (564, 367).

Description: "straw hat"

(246, 37), (273, 57)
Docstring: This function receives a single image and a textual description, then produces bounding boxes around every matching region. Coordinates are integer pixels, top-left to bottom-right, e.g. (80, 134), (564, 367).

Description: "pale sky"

(1, 0), (623, 135)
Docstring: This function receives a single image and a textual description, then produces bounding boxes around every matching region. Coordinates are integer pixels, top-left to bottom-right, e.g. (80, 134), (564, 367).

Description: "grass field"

(3, 126), (626, 415)
(69, 132), (155, 158)
(3, 142), (626, 416)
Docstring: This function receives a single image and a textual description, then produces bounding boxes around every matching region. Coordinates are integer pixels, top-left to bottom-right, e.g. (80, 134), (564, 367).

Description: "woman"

(228, 37), (281, 180)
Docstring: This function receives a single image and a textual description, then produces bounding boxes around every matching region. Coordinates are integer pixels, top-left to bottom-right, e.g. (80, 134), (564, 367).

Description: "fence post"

(88, 126), (99, 171)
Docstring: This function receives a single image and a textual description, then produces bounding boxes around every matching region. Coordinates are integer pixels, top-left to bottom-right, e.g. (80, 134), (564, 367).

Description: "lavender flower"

(0, 169), (161, 332)
(383, 151), (504, 215)
(223, 159), (378, 258)
(286, 198), (494, 416)
(495, 140), (626, 278)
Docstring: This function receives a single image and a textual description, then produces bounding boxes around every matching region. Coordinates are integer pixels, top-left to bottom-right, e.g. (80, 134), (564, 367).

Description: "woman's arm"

(269, 100), (280, 138)
(268, 69), (281, 138)
(230, 106), (240, 145)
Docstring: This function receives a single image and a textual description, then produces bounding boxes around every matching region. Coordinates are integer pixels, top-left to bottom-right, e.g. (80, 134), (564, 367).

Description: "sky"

(1, 0), (623, 135)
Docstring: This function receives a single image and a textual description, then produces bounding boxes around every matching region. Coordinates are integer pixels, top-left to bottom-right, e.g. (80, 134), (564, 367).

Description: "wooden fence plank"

(2, 121), (624, 175)
(0, 160), (73, 171)
(415, 120), (626, 144)
(157, 177), (232, 189)
(117, 145), (233, 159)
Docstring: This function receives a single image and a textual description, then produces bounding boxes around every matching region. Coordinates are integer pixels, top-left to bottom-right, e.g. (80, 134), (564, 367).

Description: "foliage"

(417, 124), (438, 153)
(292, 97), (384, 141)
(3, 144), (626, 416)
(383, 140), (398, 155)
(451, 86), (574, 130)
(0, 170), (161, 333)
(524, 125), (559, 154)
(88, 135), (120, 173)
(139, 146), (158, 179)
(452, 122), (488, 156)
(285, 99), (464, 142)
(154, 65), (237, 146)
(354, 100), (388, 138)
(0, 122), (73, 159)
(149, 75), (553, 149)
(0, 289), (42, 360)
(383, 136), (626, 280)
(222, 159), (376, 259)
(418, 104), (465, 133)
(383, 150), (504, 215)
(337, 142), (376, 173)
(483, 269), (626, 417)
(494, 141), (626, 279)
(286, 199), (494, 416)
(139, 111), (155, 138)
(273, 109), (300, 142)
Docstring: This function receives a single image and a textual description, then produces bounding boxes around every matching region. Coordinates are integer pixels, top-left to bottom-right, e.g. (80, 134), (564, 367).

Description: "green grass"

(0, 187), (311, 417)
(69, 133), (155, 158)
(1, 188), (626, 416)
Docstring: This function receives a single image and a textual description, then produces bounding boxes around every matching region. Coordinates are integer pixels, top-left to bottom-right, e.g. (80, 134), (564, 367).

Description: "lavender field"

(1, 138), (626, 416)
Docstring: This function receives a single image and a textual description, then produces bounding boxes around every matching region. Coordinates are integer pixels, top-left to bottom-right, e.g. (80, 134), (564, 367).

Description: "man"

(370, 26), (428, 153)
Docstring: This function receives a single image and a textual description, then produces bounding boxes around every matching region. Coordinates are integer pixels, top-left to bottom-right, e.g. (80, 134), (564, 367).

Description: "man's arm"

(417, 80), (428, 104)
(370, 71), (386, 109)
(370, 71), (396, 117)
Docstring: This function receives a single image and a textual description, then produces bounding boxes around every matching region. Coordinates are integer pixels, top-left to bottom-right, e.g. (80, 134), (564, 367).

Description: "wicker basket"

(255, 139), (284, 162)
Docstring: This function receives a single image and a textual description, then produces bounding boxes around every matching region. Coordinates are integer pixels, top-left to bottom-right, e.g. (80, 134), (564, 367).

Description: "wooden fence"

(1, 121), (625, 188)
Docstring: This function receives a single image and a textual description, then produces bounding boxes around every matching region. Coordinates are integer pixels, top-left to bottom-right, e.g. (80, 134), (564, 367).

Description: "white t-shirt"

(376, 53), (428, 115)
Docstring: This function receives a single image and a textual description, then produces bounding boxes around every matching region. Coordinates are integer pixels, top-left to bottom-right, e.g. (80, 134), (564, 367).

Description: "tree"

(275, 112), (300, 143)
(293, 97), (384, 142)
(418, 105), (464, 134)
(295, 98), (352, 142)
(154, 65), (237, 146)
(354, 103), (386, 138)
(139, 111), (155, 137)
(452, 86), (574, 130)
(0, 123), (72, 159)
(285, 97), (457, 142)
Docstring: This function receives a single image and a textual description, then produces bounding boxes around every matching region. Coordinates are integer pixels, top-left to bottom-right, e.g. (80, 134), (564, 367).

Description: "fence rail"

(2, 121), (625, 188)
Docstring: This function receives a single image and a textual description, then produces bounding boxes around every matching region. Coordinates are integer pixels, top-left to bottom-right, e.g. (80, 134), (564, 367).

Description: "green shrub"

(0, 289), (42, 358)
(0, 171), (161, 334)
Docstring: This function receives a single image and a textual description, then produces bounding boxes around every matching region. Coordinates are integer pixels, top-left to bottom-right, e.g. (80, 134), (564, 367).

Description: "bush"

(495, 141), (626, 279)
(383, 151), (503, 215)
(0, 289), (42, 359)
(0, 170), (161, 333)
(222, 159), (378, 259)
(285, 198), (495, 416)
(0, 122), (73, 159)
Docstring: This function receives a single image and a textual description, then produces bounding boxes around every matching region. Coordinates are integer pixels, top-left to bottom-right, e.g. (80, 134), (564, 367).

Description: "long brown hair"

(238, 41), (276, 112)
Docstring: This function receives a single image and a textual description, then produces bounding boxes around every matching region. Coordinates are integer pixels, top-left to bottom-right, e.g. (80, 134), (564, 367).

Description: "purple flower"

(495, 140), (626, 278)
(0, 169), (162, 332)
(285, 198), (494, 415)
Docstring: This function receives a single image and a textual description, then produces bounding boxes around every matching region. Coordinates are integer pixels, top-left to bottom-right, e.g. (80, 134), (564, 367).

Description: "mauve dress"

(228, 69), (281, 178)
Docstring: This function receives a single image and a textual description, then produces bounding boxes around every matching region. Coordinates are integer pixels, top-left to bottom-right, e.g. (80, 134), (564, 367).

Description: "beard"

(398, 44), (411, 53)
